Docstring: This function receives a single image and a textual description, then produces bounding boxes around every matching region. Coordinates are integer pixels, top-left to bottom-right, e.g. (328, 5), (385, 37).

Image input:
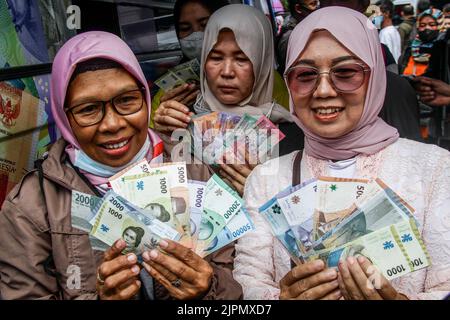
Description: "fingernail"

(131, 265), (140, 274)
(127, 254), (137, 263)
(326, 269), (337, 279)
(357, 256), (365, 264)
(159, 240), (168, 249)
(143, 261), (151, 272)
(136, 280), (141, 287)
(149, 250), (158, 259)
(142, 251), (150, 261)
(347, 257), (355, 265)
(186, 116), (191, 122)
(313, 259), (324, 269)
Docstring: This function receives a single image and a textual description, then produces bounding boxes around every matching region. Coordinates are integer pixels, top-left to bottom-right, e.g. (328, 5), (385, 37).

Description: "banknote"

(109, 159), (150, 191)
(189, 112), (220, 154)
(251, 115), (286, 154)
(90, 191), (178, 255)
(188, 180), (206, 250)
(71, 190), (102, 233)
(316, 177), (370, 213)
(155, 59), (200, 91)
(312, 205), (357, 241)
(113, 194), (181, 241)
(203, 136), (226, 164)
(312, 187), (410, 252)
(259, 196), (302, 262)
(276, 179), (317, 253)
(233, 114), (258, 135)
(221, 114), (258, 152)
(155, 71), (182, 91)
(218, 112), (241, 134)
(306, 219), (430, 280)
(198, 207), (255, 257)
(172, 59), (200, 75)
(312, 176), (371, 240)
(117, 169), (183, 233)
(172, 67), (199, 85)
(393, 218), (430, 272)
(372, 179), (416, 222)
(188, 111), (284, 166)
(196, 174), (243, 249)
(150, 162), (192, 246)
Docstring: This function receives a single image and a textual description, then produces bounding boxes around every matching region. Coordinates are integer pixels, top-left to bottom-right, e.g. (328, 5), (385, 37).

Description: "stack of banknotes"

(71, 159), (255, 257)
(259, 177), (431, 280)
(189, 111), (285, 165)
(155, 59), (200, 91)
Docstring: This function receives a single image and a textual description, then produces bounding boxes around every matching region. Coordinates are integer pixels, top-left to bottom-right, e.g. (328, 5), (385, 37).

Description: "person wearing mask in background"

(421, 26), (449, 85)
(276, 0), (320, 73)
(150, 0), (229, 127)
(320, 0), (422, 141)
(403, 8), (444, 77)
(376, 0), (402, 65)
(398, 5), (416, 60)
(417, 2), (448, 82)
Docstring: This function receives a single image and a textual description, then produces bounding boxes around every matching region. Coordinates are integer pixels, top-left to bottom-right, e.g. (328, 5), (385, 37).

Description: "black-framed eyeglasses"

(284, 63), (371, 96)
(66, 87), (146, 127)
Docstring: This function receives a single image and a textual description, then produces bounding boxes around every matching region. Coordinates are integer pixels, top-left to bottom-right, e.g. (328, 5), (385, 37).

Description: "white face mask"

(179, 31), (204, 61)
(372, 15), (384, 30)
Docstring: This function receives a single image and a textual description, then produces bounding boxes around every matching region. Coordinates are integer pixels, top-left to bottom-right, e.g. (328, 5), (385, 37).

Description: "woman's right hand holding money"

(96, 239), (142, 300)
(279, 260), (341, 300)
(154, 86), (196, 134)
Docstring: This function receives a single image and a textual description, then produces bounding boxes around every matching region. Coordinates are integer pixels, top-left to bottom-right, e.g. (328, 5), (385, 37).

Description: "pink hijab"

(50, 31), (163, 186)
(285, 7), (399, 160)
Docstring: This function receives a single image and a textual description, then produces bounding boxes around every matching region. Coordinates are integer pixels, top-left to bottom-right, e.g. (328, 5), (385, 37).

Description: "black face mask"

(418, 29), (439, 43)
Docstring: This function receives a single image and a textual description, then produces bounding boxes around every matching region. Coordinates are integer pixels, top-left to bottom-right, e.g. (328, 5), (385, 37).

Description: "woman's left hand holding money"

(142, 239), (213, 300)
(338, 256), (408, 300)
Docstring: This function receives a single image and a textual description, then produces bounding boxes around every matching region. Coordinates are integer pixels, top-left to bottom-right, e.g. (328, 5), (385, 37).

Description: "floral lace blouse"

(234, 139), (450, 300)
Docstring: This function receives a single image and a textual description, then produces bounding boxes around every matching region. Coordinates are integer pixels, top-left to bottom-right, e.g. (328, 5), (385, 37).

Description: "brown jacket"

(0, 139), (243, 300)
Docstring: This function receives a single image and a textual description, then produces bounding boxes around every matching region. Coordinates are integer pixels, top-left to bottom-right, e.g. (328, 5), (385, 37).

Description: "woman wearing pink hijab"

(233, 7), (450, 300)
(0, 31), (242, 300)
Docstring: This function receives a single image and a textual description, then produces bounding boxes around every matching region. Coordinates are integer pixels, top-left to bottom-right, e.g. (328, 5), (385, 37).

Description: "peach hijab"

(286, 7), (399, 160)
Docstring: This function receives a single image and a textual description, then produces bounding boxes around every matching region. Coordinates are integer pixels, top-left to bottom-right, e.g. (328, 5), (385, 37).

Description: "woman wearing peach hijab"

(233, 7), (450, 300)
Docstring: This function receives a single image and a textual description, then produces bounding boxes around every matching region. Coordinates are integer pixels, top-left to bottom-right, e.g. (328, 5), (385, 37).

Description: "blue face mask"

(74, 136), (150, 177)
(372, 15), (384, 29)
